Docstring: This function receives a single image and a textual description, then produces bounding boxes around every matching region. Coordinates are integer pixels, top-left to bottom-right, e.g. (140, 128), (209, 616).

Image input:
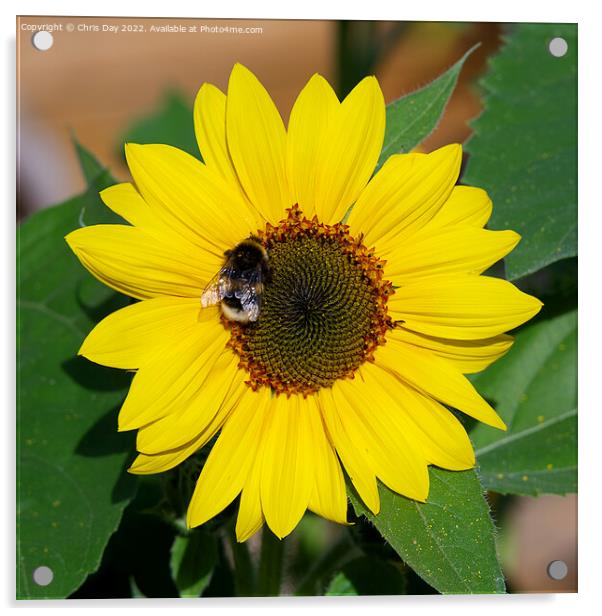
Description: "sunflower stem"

(256, 528), (285, 596)
(227, 529), (255, 597)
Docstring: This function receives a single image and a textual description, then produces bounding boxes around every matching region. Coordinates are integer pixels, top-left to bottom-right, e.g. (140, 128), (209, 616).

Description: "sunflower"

(66, 63), (542, 541)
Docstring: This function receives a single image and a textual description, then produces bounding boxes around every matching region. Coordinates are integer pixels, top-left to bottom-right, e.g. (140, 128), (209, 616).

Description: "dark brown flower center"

(226, 206), (393, 396)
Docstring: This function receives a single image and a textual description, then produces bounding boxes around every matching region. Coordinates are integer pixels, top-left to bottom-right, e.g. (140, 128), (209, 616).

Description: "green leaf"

(325, 556), (406, 596)
(326, 572), (357, 596)
(464, 24), (577, 280)
(349, 469), (505, 594)
(170, 530), (217, 598)
(121, 90), (199, 159)
(378, 44), (477, 167)
(477, 412), (576, 495)
(70, 477), (183, 598)
(471, 309), (577, 495)
(72, 137), (116, 191)
(129, 576), (146, 598)
(17, 145), (136, 598)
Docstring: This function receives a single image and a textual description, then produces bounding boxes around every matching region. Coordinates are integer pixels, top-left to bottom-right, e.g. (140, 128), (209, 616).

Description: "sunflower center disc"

(227, 206), (393, 396)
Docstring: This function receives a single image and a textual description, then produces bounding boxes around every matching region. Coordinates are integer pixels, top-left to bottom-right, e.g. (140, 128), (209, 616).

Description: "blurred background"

(16, 16), (576, 593)
(17, 17), (501, 218)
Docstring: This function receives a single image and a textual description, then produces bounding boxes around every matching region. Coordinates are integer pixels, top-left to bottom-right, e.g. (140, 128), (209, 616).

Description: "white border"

(5, 0), (599, 613)
(4, 0), (587, 22)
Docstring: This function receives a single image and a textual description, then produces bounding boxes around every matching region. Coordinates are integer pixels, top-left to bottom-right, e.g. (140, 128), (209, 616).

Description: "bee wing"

(200, 282), (222, 307)
(235, 285), (261, 322)
(200, 265), (235, 307)
(234, 266), (264, 322)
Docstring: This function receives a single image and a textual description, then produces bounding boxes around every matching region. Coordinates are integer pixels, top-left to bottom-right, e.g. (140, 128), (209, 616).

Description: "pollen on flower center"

(226, 205), (394, 396)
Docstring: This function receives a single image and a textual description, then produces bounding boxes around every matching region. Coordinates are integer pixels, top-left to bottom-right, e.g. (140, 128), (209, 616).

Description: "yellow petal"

(187, 388), (272, 529)
(235, 438), (266, 542)
(65, 224), (217, 300)
(388, 274), (543, 341)
(304, 396), (348, 525)
(134, 348), (240, 454)
(127, 383), (244, 475)
(375, 336), (506, 430)
(286, 74), (339, 219)
(333, 377), (430, 502)
(129, 446), (197, 475)
(318, 387), (380, 514)
(260, 394), (315, 539)
(125, 142), (262, 254)
(100, 182), (153, 227)
(313, 76), (385, 224)
(193, 83), (262, 218)
(389, 328), (513, 374)
(347, 144), (462, 253)
(117, 307), (229, 432)
(427, 185), (493, 229)
(99, 181), (221, 262)
(194, 83), (237, 183)
(385, 226), (520, 284)
(226, 63), (292, 224)
(79, 297), (203, 370)
(359, 362), (475, 470)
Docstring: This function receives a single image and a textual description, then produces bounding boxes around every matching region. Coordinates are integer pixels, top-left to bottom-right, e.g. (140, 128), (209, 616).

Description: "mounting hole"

(32, 31), (54, 51)
(547, 560), (568, 580)
(33, 565), (54, 586)
(549, 37), (568, 58)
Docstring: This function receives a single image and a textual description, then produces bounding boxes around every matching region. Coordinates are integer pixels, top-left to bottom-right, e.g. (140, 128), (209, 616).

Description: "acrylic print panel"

(16, 15), (577, 599)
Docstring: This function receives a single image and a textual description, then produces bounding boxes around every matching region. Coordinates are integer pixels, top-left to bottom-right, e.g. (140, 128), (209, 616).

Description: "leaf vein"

(476, 409), (576, 457)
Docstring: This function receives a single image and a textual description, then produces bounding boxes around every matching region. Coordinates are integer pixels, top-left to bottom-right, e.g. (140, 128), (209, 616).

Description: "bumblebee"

(201, 237), (271, 323)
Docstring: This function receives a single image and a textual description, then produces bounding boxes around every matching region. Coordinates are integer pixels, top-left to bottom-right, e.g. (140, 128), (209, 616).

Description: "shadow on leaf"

(75, 405), (133, 457)
(75, 283), (132, 325)
(75, 405), (138, 504)
(62, 355), (132, 392)
(111, 455), (139, 504)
